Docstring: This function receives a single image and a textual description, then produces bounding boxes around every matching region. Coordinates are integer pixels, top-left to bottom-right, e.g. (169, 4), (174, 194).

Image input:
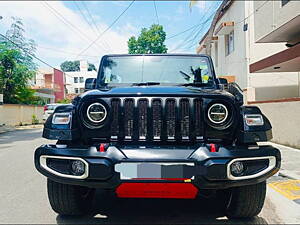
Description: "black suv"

(34, 54), (280, 218)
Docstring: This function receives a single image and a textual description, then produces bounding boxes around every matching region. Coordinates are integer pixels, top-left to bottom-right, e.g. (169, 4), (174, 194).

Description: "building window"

(281, 0), (290, 6)
(80, 88), (85, 93)
(74, 77), (78, 83)
(79, 77), (84, 83)
(75, 88), (79, 94)
(225, 31), (234, 56)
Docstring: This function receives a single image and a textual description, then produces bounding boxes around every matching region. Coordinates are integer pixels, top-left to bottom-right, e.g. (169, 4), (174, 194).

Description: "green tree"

(60, 60), (96, 72)
(0, 18), (41, 105)
(88, 63), (96, 71)
(56, 98), (72, 104)
(128, 24), (168, 54)
(60, 60), (79, 72)
(2, 17), (37, 70)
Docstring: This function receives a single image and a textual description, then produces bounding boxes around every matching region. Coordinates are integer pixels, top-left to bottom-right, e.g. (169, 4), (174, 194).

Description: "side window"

(79, 77), (84, 83)
(225, 31), (234, 56)
(281, 0), (290, 6)
(74, 77), (78, 83)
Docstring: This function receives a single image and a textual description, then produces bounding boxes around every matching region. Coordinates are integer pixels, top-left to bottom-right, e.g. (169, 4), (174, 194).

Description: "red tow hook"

(99, 143), (109, 152)
(209, 144), (218, 152)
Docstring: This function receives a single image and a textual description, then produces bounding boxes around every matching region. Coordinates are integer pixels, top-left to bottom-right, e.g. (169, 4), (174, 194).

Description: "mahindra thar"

(34, 54), (281, 218)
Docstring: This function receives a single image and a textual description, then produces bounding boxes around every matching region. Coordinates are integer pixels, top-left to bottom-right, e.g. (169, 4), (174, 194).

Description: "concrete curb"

(0, 126), (16, 134)
(15, 124), (44, 130)
(270, 142), (300, 151)
(0, 124), (43, 134)
(279, 171), (300, 180)
(269, 142), (300, 180)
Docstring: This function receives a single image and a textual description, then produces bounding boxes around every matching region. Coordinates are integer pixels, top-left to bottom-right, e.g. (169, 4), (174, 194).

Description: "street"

(0, 128), (299, 224)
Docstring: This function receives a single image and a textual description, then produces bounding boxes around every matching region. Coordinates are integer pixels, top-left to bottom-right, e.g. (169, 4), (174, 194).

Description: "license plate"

(115, 162), (195, 180)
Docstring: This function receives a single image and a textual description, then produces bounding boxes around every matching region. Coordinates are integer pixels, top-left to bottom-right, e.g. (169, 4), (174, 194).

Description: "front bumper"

(34, 144), (281, 189)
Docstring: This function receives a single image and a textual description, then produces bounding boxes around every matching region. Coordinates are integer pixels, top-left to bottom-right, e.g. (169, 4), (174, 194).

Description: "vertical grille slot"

(180, 99), (190, 140)
(194, 99), (203, 140)
(124, 99), (134, 140)
(138, 99), (148, 140)
(166, 99), (176, 140)
(111, 99), (120, 140)
(152, 99), (162, 140)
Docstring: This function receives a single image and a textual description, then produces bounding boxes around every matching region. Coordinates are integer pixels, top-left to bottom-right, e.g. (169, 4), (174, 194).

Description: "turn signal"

(52, 113), (71, 125)
(244, 114), (264, 126)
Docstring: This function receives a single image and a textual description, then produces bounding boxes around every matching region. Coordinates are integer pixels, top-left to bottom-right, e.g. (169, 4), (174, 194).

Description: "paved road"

(0, 129), (299, 224)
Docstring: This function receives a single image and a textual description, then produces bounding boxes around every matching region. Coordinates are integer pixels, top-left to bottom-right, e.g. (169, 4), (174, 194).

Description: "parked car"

(43, 104), (68, 121)
(34, 54), (281, 218)
(43, 104), (58, 121)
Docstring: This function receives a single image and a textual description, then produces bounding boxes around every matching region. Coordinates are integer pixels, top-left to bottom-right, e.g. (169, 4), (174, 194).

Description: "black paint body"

(36, 54), (281, 189)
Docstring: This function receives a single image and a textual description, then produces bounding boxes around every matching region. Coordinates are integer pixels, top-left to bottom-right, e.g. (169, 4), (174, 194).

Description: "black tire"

(47, 179), (95, 216)
(225, 181), (266, 219)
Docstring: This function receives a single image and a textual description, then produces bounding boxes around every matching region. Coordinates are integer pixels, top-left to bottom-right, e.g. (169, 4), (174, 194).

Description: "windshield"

(99, 55), (215, 86)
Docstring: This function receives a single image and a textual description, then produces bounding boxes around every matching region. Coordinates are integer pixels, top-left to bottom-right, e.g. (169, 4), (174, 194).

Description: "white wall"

(254, 101), (300, 148)
(213, 1), (248, 89)
(254, 0), (300, 42)
(201, 1), (299, 101)
(0, 104), (43, 126)
(245, 1), (300, 101)
(65, 70), (97, 94)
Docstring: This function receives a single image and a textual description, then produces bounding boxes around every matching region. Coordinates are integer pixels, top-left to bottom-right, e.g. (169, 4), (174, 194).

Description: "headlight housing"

(52, 112), (72, 125)
(86, 102), (107, 123)
(244, 114), (264, 126)
(207, 103), (228, 124)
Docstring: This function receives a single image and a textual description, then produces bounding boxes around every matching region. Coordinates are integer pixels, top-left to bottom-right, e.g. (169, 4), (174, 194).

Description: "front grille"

(152, 99), (162, 140)
(111, 99), (120, 140)
(194, 99), (203, 140)
(180, 99), (190, 140)
(111, 98), (204, 142)
(138, 99), (148, 140)
(166, 99), (176, 140)
(124, 99), (134, 140)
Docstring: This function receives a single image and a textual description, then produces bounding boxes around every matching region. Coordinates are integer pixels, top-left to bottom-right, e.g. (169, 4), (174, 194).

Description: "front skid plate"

(116, 183), (198, 199)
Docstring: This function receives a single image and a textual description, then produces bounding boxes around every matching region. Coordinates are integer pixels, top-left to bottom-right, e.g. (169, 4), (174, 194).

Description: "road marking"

(268, 180), (300, 203)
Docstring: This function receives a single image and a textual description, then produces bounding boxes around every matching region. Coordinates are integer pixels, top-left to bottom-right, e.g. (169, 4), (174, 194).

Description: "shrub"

(32, 114), (39, 125)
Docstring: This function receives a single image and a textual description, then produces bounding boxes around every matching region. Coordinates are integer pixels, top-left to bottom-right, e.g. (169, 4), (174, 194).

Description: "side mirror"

(217, 78), (228, 90)
(218, 78), (228, 85)
(85, 78), (96, 91)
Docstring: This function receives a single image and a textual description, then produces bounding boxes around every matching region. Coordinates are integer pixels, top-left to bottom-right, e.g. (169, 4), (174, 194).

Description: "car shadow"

(56, 189), (268, 224)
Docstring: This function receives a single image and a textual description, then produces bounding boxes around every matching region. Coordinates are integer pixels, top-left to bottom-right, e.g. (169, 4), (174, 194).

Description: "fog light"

(230, 161), (244, 176)
(71, 160), (85, 176)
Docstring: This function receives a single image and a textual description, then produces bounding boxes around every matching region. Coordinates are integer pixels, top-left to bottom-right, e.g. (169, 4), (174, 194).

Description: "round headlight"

(208, 103), (228, 124)
(87, 103), (107, 123)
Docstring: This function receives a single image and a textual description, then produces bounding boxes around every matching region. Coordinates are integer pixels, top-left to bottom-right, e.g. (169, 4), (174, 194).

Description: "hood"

(78, 86), (235, 99)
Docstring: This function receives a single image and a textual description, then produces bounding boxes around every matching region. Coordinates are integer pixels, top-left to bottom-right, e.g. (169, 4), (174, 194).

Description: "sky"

(0, 1), (221, 69)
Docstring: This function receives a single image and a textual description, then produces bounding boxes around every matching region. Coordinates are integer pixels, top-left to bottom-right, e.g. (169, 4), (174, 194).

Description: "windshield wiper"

(179, 71), (191, 81)
(132, 82), (161, 86)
